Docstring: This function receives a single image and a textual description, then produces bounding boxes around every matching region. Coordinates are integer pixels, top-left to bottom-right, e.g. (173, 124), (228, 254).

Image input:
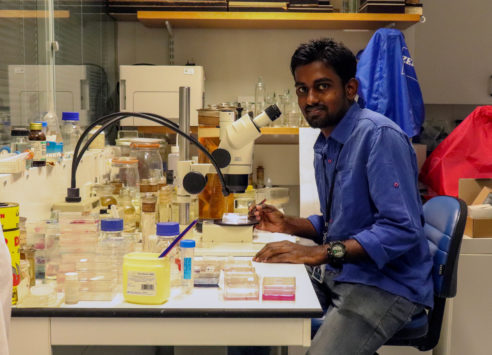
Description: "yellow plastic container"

(123, 252), (170, 305)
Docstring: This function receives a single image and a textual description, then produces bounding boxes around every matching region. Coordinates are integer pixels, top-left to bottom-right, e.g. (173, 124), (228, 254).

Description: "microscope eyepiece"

(265, 104), (281, 121)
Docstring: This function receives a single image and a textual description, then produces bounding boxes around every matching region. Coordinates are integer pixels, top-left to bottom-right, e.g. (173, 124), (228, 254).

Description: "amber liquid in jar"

(198, 136), (234, 219)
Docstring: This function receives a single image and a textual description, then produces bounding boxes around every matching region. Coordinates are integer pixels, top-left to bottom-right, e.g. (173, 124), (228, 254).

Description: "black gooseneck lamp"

(65, 111), (231, 203)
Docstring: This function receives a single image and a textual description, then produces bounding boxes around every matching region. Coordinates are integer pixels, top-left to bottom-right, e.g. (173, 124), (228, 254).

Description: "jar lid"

(29, 122), (43, 130)
(35, 121), (48, 127)
(180, 239), (195, 248)
(141, 201), (156, 212)
(112, 157), (138, 165)
(140, 183), (159, 193)
(62, 112), (79, 121)
(11, 127), (29, 136)
(157, 222), (179, 237)
(130, 142), (160, 149)
(101, 218), (124, 232)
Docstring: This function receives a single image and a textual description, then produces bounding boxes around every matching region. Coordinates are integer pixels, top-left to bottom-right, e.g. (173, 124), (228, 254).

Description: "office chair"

(384, 195), (467, 350)
(311, 195), (467, 352)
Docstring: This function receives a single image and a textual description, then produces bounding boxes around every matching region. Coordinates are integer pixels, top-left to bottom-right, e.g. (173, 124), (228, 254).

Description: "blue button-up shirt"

(307, 102), (434, 308)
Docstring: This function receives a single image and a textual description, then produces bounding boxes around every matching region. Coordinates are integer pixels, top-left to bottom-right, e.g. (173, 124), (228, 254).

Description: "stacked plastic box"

(57, 213), (115, 301)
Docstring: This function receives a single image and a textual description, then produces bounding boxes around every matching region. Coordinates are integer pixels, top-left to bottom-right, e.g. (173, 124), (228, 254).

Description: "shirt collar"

(330, 102), (360, 145)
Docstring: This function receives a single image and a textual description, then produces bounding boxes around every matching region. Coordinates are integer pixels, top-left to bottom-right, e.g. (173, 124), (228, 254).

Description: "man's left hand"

(253, 241), (327, 266)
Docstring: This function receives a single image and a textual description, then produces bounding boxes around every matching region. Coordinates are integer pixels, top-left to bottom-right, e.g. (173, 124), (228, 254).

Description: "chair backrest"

(418, 195), (467, 351)
(423, 195), (467, 298)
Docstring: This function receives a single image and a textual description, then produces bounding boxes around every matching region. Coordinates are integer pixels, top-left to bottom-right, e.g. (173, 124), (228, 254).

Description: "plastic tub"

(123, 252), (170, 305)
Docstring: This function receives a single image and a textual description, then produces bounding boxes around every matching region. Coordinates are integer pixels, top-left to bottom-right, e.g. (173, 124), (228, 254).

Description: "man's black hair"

(290, 38), (356, 86)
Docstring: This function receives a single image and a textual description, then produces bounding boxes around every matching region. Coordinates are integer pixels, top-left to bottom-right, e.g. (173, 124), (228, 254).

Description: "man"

(251, 39), (433, 355)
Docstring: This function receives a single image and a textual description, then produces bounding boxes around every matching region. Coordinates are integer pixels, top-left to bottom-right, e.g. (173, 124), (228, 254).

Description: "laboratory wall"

(117, 24), (416, 106)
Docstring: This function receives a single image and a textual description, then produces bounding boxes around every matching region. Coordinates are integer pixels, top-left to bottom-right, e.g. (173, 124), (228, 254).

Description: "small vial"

(180, 239), (196, 294)
(64, 272), (79, 304)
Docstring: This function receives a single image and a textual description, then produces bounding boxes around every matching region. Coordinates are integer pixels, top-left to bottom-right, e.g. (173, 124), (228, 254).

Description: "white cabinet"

(414, 0), (492, 104)
(435, 237), (492, 355)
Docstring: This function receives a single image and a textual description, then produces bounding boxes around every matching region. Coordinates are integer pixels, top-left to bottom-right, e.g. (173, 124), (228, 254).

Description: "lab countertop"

(12, 262), (323, 319)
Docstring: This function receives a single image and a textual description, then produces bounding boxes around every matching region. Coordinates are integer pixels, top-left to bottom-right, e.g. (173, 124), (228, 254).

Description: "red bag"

(419, 106), (492, 197)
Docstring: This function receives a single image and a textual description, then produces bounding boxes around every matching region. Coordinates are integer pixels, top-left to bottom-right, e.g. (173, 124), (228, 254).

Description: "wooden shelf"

(0, 10), (70, 19)
(260, 127), (298, 135)
(137, 126), (199, 135)
(137, 11), (420, 30)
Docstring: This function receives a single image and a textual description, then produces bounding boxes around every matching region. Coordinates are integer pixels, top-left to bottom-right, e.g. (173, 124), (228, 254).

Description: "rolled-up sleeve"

(307, 214), (324, 245)
(352, 127), (424, 269)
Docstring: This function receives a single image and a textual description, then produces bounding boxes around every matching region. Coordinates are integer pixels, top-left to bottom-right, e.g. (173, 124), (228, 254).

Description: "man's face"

(294, 61), (354, 129)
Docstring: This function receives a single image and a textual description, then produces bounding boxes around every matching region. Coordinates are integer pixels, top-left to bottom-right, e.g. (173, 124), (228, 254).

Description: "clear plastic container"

(61, 112), (82, 153)
(111, 157), (140, 193)
(64, 272), (80, 304)
(223, 272), (259, 301)
(262, 276), (296, 301)
(57, 212), (99, 292)
(130, 142), (163, 188)
(180, 239), (195, 294)
(149, 222), (181, 286)
(99, 218), (134, 290)
(193, 257), (223, 287)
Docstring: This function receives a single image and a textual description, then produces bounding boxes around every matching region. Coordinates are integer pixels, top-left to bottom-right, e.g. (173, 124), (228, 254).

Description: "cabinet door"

(444, 254), (492, 355)
(415, 0), (492, 104)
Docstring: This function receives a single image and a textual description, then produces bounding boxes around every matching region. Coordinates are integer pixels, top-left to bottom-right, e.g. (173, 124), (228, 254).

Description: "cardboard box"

(459, 179), (492, 238)
(464, 216), (492, 238)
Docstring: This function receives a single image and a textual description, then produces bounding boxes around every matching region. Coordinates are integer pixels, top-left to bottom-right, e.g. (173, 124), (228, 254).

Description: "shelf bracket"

(165, 20), (174, 65)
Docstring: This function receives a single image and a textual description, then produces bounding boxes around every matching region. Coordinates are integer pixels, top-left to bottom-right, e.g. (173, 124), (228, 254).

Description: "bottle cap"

(30, 122), (43, 130)
(171, 145), (179, 153)
(62, 112), (80, 121)
(11, 127), (29, 136)
(180, 239), (196, 248)
(100, 218), (124, 232)
(35, 121), (48, 128)
(157, 222), (179, 236)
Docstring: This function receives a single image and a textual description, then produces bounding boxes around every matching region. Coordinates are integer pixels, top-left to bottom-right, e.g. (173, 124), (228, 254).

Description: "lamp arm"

(67, 112), (230, 203)
(71, 112), (179, 187)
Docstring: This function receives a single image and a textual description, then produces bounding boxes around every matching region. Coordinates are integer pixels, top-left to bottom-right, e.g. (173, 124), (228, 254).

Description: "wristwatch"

(327, 241), (346, 268)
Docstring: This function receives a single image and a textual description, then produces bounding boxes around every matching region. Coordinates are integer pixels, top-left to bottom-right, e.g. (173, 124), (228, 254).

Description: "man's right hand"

(249, 203), (286, 233)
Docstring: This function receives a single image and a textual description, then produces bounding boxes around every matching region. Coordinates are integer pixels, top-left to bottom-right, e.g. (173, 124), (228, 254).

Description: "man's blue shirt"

(307, 102), (434, 308)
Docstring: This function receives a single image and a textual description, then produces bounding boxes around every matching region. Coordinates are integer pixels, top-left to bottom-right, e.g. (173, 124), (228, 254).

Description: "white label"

(31, 141), (46, 161)
(14, 67), (25, 74)
(126, 271), (156, 296)
(184, 68), (195, 75)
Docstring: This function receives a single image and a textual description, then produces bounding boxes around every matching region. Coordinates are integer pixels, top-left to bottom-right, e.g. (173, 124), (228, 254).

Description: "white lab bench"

(9, 262), (322, 355)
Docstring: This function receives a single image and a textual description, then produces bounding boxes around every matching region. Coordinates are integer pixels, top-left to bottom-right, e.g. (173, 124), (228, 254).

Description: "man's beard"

(303, 104), (346, 129)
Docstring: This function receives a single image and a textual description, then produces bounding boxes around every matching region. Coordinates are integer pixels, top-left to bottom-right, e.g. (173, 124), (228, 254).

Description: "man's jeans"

(307, 266), (424, 355)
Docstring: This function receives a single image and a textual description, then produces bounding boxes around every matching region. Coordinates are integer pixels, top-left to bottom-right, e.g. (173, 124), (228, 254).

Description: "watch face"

(331, 243), (345, 259)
